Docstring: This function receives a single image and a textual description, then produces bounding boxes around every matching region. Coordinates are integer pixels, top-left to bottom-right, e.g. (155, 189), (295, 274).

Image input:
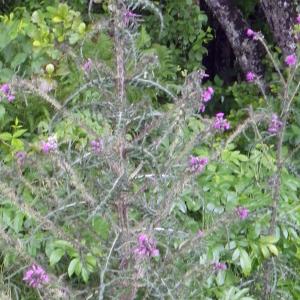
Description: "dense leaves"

(0, 1), (300, 299)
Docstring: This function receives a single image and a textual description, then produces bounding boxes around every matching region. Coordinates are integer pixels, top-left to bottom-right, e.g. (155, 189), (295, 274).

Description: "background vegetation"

(0, 0), (300, 299)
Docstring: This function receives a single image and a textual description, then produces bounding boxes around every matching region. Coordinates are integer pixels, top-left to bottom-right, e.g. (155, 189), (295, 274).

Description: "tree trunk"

(260, 0), (297, 56)
(202, 0), (264, 75)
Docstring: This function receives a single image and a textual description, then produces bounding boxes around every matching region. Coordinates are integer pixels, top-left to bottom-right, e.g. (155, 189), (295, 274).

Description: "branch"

(203, 0), (264, 75)
(260, 0), (297, 56)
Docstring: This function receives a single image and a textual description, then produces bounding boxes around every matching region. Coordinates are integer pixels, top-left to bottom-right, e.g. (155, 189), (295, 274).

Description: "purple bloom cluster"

(134, 233), (159, 258)
(213, 262), (227, 271)
(197, 70), (209, 81)
(268, 114), (283, 134)
(199, 103), (206, 113)
(246, 71), (256, 82)
(246, 28), (257, 39)
(15, 151), (26, 166)
(0, 83), (15, 102)
(41, 136), (58, 154)
(197, 230), (205, 238)
(82, 58), (93, 73)
(236, 207), (249, 220)
(202, 86), (214, 102)
(188, 156), (209, 174)
(122, 9), (142, 27)
(285, 54), (297, 67)
(213, 113), (230, 131)
(199, 86), (214, 112)
(90, 138), (104, 154)
(296, 15), (300, 24)
(23, 264), (49, 288)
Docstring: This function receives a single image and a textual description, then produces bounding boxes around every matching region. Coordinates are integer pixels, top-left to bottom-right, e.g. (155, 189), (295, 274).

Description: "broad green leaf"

(53, 240), (73, 248)
(0, 68), (13, 82)
(11, 138), (24, 150)
(232, 248), (240, 261)
(233, 288), (250, 299)
(11, 53), (27, 68)
(81, 268), (89, 283)
(50, 248), (65, 266)
(75, 260), (82, 276)
(240, 249), (251, 276)
(0, 132), (12, 141)
(68, 258), (80, 277)
(260, 245), (270, 258)
(13, 129), (27, 138)
(260, 235), (279, 244)
(267, 244), (279, 256)
(86, 254), (97, 268)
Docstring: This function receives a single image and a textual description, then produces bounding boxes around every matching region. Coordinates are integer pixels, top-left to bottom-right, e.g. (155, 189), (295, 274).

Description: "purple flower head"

(199, 103), (206, 113)
(213, 262), (227, 271)
(90, 138), (104, 154)
(82, 58), (93, 73)
(0, 83), (15, 102)
(246, 71), (256, 82)
(133, 233), (159, 259)
(296, 15), (300, 24)
(202, 86), (214, 102)
(0, 84), (10, 94)
(236, 207), (249, 220)
(197, 70), (209, 81)
(188, 156), (209, 174)
(122, 9), (142, 27)
(23, 264), (49, 288)
(197, 230), (205, 238)
(268, 114), (283, 134)
(7, 95), (15, 102)
(15, 151), (26, 166)
(41, 136), (58, 154)
(246, 28), (256, 38)
(285, 54), (297, 66)
(213, 112), (230, 131)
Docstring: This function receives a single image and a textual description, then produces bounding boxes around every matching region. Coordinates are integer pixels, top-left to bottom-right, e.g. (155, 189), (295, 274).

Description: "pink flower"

(213, 262), (227, 271)
(197, 70), (209, 81)
(122, 9), (142, 27)
(82, 58), (93, 73)
(90, 138), (104, 154)
(268, 114), (283, 134)
(23, 264), (49, 288)
(296, 15), (300, 24)
(15, 151), (26, 165)
(246, 71), (256, 82)
(246, 28), (256, 38)
(41, 136), (58, 154)
(0, 84), (10, 94)
(202, 86), (214, 102)
(199, 103), (206, 113)
(188, 156), (209, 174)
(213, 112), (230, 131)
(236, 207), (249, 220)
(285, 54), (297, 66)
(133, 233), (159, 258)
(0, 83), (15, 102)
(197, 230), (205, 238)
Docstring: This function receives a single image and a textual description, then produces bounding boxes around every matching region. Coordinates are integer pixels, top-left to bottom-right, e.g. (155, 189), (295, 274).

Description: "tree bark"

(202, 0), (264, 75)
(260, 0), (297, 56)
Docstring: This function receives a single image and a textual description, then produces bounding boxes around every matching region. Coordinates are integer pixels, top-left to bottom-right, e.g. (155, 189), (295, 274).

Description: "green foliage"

(144, 0), (212, 72)
(0, 1), (300, 299)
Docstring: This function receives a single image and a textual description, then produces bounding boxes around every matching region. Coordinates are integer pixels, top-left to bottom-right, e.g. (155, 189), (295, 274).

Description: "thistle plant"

(0, 1), (300, 300)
